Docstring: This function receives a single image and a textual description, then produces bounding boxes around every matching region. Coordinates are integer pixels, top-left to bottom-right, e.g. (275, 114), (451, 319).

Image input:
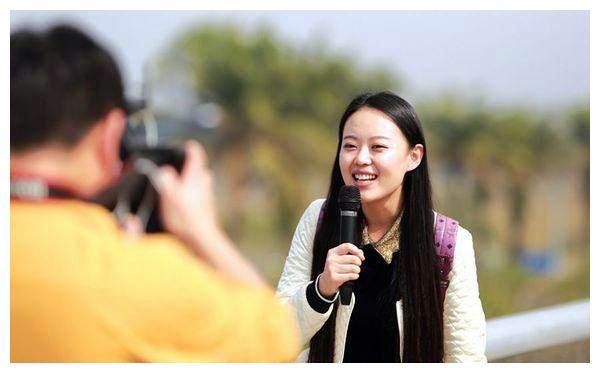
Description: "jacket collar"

(361, 211), (403, 264)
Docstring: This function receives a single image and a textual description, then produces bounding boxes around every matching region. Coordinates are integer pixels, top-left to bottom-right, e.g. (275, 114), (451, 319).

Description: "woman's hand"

(318, 243), (365, 298)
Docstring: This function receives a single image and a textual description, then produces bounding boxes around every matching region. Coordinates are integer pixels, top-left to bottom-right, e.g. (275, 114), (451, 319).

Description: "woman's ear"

(407, 144), (424, 171)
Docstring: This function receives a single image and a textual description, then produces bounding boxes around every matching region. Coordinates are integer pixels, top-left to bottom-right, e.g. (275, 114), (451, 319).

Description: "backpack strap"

(434, 212), (459, 305)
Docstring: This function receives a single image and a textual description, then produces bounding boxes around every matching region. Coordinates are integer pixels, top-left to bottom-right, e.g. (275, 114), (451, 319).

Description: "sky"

(10, 10), (590, 109)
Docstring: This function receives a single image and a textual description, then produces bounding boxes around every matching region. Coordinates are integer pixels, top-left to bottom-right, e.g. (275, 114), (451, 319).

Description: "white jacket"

(276, 199), (487, 363)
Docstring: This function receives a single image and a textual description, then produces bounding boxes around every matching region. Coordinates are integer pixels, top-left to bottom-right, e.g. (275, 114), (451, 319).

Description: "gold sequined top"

(361, 212), (402, 264)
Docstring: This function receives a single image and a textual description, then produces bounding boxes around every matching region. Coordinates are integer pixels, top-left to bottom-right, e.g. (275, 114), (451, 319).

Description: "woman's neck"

(361, 193), (403, 241)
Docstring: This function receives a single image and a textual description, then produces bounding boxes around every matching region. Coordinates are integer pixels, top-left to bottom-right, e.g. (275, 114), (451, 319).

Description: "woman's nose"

(355, 146), (372, 166)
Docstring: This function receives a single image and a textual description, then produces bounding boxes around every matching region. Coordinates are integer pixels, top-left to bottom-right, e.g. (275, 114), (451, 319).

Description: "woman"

(276, 91), (486, 363)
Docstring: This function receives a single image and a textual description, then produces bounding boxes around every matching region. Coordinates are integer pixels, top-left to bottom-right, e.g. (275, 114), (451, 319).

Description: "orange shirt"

(10, 200), (299, 362)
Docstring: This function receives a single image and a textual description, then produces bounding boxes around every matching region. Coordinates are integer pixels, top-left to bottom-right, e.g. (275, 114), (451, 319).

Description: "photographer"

(10, 24), (299, 362)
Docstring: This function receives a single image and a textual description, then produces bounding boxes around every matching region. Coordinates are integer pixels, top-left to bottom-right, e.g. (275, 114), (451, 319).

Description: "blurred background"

(11, 10), (590, 362)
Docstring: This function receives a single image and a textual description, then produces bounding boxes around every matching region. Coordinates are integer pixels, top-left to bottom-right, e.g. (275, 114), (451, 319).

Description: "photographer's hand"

(120, 213), (144, 239)
(153, 140), (267, 288)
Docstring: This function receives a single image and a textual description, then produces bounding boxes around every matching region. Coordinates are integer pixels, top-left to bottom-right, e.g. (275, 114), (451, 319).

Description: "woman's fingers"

(333, 273), (360, 282)
(321, 243), (366, 294)
(333, 243), (365, 261)
(334, 254), (363, 266)
(335, 264), (361, 274)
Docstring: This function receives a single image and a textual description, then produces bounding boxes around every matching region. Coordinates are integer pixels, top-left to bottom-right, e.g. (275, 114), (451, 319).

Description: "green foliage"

(171, 22), (398, 240)
(420, 98), (581, 257)
(569, 105), (590, 146)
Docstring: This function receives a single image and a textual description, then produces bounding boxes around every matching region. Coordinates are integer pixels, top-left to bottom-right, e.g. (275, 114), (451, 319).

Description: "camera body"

(92, 101), (188, 233)
(91, 69), (222, 232)
(92, 144), (185, 233)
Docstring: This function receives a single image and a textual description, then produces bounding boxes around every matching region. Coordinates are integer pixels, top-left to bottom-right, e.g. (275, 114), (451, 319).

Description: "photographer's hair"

(308, 91), (444, 362)
(11, 24), (126, 153)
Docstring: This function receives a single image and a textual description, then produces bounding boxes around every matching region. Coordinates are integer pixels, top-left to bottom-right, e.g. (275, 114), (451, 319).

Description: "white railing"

(485, 299), (590, 361)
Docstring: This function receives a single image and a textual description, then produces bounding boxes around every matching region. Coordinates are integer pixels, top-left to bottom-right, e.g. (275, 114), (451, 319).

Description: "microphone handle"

(339, 210), (358, 305)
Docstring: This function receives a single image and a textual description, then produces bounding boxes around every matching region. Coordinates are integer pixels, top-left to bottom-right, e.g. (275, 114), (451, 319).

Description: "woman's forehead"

(343, 108), (403, 139)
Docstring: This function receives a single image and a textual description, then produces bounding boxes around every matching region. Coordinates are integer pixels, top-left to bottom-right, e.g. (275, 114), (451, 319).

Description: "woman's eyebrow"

(342, 135), (391, 141)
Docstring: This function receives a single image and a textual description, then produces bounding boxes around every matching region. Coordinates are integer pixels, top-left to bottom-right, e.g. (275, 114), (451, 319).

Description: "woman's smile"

(352, 172), (378, 188)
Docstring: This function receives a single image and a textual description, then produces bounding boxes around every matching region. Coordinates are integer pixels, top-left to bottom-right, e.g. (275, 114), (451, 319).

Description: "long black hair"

(308, 91), (444, 362)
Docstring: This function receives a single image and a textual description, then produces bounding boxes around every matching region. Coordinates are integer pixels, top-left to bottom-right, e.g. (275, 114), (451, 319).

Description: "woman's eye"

(343, 143), (356, 149)
(372, 144), (388, 150)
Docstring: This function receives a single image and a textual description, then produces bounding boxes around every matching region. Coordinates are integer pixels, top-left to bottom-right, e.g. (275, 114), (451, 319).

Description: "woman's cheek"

(339, 155), (353, 184)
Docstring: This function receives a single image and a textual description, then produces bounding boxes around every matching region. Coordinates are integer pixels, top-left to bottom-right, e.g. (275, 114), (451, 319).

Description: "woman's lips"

(352, 173), (378, 188)
(354, 179), (376, 188)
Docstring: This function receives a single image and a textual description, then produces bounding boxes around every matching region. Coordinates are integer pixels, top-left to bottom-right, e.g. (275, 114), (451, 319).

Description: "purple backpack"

(434, 212), (458, 304)
(316, 205), (458, 304)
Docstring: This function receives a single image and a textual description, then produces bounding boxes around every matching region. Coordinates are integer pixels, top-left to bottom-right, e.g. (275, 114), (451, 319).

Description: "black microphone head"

(338, 185), (361, 211)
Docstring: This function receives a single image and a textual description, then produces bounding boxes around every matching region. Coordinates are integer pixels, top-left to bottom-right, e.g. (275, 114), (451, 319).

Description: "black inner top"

(342, 243), (401, 363)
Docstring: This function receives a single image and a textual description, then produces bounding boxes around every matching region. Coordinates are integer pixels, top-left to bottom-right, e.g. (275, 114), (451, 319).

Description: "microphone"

(338, 185), (361, 305)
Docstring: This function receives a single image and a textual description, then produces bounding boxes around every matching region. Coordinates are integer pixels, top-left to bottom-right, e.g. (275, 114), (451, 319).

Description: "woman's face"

(339, 107), (423, 207)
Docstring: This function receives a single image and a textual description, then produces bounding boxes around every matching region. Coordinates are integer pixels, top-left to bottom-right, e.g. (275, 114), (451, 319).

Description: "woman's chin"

(359, 188), (402, 207)
(358, 190), (380, 204)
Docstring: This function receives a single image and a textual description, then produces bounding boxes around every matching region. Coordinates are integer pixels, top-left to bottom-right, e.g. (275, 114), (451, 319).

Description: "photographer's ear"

(98, 108), (127, 179)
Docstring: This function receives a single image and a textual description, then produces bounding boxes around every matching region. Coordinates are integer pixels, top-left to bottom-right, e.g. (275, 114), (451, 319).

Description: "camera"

(91, 54), (223, 232)
(91, 96), (222, 233)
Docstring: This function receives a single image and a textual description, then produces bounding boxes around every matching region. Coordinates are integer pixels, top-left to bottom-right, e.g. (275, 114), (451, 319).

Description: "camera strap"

(10, 174), (79, 201)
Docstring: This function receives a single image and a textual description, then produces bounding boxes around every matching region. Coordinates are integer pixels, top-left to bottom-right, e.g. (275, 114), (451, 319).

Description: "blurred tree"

(421, 99), (570, 260)
(567, 105), (590, 249)
(169, 23), (398, 244)
(479, 112), (568, 259)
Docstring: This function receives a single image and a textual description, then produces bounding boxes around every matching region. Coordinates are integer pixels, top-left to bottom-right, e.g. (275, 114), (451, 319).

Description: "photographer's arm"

(153, 140), (266, 288)
(184, 223), (267, 288)
(102, 233), (299, 362)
